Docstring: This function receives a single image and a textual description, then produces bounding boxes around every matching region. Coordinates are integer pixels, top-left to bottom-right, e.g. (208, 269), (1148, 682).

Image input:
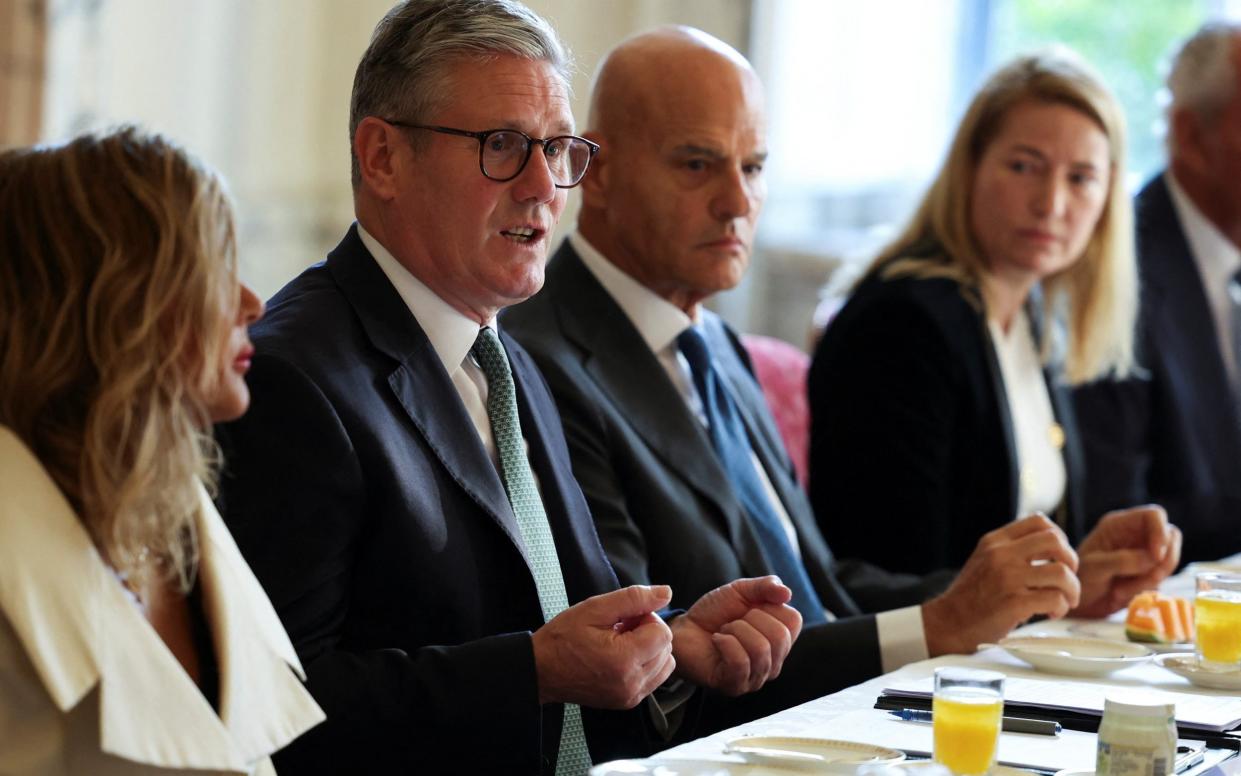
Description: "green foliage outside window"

(991, 0), (1206, 184)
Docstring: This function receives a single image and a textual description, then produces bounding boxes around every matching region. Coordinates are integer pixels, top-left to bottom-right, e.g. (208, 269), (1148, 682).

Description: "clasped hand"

(531, 577), (802, 708)
(922, 506), (1182, 656)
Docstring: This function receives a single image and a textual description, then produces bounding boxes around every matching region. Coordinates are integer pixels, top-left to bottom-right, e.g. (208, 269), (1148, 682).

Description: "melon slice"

(1125, 591), (1194, 643)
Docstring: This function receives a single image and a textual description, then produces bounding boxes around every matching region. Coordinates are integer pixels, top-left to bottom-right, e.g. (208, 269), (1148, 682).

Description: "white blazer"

(0, 426), (325, 775)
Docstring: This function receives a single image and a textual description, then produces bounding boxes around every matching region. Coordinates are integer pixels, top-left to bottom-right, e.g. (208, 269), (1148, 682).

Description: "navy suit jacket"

(503, 242), (953, 730)
(216, 226), (650, 775)
(1074, 174), (1241, 563)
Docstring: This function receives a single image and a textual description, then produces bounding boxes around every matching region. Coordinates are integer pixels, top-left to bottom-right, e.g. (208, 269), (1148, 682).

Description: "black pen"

(887, 708), (1062, 736)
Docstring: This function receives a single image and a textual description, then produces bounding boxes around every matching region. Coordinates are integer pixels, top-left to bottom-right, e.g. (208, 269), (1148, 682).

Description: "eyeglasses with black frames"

(386, 121), (600, 188)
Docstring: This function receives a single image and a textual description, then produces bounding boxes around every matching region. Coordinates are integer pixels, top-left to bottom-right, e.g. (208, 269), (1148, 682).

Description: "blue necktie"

(472, 327), (593, 775)
(677, 326), (827, 625)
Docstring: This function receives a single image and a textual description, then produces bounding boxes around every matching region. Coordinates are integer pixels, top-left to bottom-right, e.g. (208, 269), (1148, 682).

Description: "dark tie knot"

(472, 327), (508, 380)
(677, 326), (713, 377)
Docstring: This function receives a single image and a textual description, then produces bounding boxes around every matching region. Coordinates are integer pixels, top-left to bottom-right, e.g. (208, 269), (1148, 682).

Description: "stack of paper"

(881, 675), (1241, 734)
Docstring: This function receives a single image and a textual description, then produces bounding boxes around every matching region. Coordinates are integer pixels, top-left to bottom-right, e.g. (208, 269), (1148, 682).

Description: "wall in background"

(1, 0), (46, 148)
(39, 0), (751, 301)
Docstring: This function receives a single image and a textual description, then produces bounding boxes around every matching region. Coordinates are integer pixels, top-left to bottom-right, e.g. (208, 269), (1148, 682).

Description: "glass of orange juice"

(1196, 572), (1241, 671)
(933, 667), (1004, 776)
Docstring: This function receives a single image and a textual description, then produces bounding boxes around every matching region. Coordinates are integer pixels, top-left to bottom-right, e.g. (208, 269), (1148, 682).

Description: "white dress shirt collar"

(358, 223), (494, 374)
(568, 231), (696, 350)
(1166, 172), (1241, 379)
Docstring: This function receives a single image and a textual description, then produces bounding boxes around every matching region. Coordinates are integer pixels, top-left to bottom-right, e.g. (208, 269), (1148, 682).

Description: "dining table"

(595, 557), (1241, 775)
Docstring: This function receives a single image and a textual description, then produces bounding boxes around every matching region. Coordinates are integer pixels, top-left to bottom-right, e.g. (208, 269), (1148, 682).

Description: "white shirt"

(987, 310), (1067, 519)
(569, 231), (928, 672)
(1166, 171), (1241, 384)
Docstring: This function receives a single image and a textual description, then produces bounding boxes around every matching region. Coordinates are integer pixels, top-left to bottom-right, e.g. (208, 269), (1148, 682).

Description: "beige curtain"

(0, 0), (47, 148)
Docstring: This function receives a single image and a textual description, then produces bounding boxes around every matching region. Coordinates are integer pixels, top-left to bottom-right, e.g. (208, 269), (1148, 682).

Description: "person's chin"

(208, 387), (250, 425)
(500, 269), (547, 306)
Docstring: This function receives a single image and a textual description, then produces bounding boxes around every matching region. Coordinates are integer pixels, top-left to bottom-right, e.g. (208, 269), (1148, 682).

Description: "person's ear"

(1171, 107), (1211, 176)
(579, 131), (609, 210)
(355, 117), (406, 200)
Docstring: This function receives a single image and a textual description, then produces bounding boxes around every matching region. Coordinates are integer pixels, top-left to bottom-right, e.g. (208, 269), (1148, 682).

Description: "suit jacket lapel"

(325, 227), (527, 561)
(702, 315), (795, 482)
(1140, 176), (1241, 460)
(196, 484), (325, 762)
(547, 246), (756, 555)
(506, 338), (620, 601)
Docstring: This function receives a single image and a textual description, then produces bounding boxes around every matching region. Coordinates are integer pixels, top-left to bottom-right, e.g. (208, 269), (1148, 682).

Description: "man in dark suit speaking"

(1075, 22), (1241, 564)
(216, 3), (801, 774)
(503, 26), (1178, 727)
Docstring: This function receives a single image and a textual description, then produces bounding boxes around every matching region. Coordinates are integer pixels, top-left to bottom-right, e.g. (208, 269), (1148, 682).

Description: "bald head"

(577, 27), (768, 313)
(588, 27), (758, 140)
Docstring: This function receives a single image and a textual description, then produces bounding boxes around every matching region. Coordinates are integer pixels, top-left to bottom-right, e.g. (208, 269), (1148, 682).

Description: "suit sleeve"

(809, 296), (964, 575)
(216, 353), (543, 775)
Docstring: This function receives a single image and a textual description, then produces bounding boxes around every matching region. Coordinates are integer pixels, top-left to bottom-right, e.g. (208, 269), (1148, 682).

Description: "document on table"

(883, 675), (1241, 733)
(819, 708), (1100, 771)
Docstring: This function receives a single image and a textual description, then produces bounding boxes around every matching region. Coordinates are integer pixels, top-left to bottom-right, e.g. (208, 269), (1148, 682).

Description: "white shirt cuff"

(876, 605), (929, 673)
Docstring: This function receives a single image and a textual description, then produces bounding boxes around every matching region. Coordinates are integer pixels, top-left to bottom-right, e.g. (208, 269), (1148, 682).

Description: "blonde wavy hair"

(868, 49), (1137, 384)
(0, 126), (239, 592)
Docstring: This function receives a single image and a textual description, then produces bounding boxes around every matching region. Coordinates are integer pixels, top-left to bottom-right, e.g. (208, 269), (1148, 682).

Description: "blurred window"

(753, 0), (1241, 267)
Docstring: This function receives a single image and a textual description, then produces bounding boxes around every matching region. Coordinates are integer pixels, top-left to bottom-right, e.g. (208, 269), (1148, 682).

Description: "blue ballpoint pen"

(888, 708), (1062, 736)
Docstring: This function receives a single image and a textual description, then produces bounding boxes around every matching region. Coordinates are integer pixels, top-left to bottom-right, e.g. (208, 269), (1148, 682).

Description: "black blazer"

(1073, 174), (1241, 563)
(216, 226), (649, 775)
(503, 242), (952, 729)
(808, 269), (1086, 576)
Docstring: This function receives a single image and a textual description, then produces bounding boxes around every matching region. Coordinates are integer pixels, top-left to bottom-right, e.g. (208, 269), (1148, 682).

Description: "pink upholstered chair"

(741, 333), (811, 487)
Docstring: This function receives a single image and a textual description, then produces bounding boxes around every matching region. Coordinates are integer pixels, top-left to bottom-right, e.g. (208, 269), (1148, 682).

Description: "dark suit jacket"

(503, 242), (953, 728)
(1073, 173), (1241, 563)
(216, 226), (650, 775)
(808, 269), (1086, 576)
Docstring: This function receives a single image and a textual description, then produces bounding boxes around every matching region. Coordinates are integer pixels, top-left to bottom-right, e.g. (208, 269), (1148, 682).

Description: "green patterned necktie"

(471, 327), (593, 776)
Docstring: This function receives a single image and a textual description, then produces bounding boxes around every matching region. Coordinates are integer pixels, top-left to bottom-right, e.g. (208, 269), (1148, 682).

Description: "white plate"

(1155, 652), (1241, 690)
(997, 636), (1152, 676)
(723, 736), (905, 771)
(1066, 620), (1193, 654)
(591, 759), (812, 775)
(1187, 561), (1241, 575)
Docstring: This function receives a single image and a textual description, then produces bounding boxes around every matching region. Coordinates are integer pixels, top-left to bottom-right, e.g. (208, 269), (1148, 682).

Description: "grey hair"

(1167, 22), (1240, 132)
(349, 0), (570, 188)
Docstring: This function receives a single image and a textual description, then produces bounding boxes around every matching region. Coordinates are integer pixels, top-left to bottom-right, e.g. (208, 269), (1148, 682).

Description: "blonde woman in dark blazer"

(809, 51), (1181, 618)
(0, 127), (323, 774)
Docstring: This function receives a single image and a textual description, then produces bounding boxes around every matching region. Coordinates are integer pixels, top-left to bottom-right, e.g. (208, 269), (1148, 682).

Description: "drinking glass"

(933, 667), (1004, 776)
(1196, 572), (1241, 671)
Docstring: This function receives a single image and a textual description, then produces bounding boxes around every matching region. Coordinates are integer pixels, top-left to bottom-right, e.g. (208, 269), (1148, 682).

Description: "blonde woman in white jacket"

(0, 127), (324, 774)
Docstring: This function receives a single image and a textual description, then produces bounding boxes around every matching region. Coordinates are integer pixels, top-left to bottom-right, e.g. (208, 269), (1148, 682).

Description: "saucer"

(1066, 620), (1193, 654)
(996, 636), (1152, 676)
(1155, 652), (1241, 690)
(723, 736), (905, 771)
